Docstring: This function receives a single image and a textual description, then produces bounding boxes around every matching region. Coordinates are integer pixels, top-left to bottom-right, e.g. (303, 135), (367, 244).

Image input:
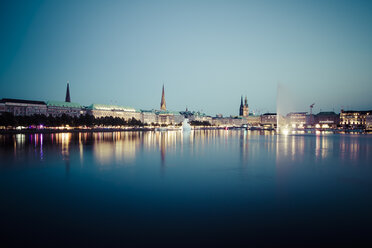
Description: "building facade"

(0, 98), (47, 116)
(286, 112), (307, 128)
(261, 113), (277, 128)
(87, 104), (141, 120)
(314, 112), (340, 129)
(47, 101), (84, 117)
(340, 110), (372, 128)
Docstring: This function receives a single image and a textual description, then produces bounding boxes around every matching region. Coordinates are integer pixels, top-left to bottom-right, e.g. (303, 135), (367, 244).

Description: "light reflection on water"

(0, 131), (371, 168)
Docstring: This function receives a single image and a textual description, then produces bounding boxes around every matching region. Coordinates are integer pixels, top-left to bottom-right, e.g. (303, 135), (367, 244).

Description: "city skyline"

(1, 0), (372, 116)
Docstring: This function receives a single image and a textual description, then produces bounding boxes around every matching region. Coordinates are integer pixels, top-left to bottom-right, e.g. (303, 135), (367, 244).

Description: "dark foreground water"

(0, 130), (372, 247)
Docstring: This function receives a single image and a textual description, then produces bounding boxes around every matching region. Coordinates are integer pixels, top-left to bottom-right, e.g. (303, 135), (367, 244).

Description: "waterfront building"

(246, 115), (261, 126)
(286, 112), (307, 128)
(47, 101), (85, 117)
(140, 110), (157, 125)
(0, 98), (47, 116)
(340, 110), (372, 128)
(314, 111), (340, 129)
(87, 104), (141, 120)
(366, 115), (372, 131)
(261, 113), (277, 128)
(239, 96), (249, 117)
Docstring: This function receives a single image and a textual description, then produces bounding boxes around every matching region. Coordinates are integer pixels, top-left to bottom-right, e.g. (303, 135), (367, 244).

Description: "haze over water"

(1, 130), (372, 247)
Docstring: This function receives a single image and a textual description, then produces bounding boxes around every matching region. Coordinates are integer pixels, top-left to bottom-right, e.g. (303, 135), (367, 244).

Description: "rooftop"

(87, 104), (136, 112)
(0, 98), (46, 105)
(47, 101), (82, 108)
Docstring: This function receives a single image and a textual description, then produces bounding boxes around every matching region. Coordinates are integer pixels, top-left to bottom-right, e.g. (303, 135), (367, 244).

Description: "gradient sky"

(1, 0), (371, 116)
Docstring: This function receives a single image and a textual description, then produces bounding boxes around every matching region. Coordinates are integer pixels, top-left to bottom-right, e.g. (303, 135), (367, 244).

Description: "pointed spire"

(240, 95), (243, 107)
(65, 81), (71, 102)
(244, 96), (248, 106)
(160, 84), (166, 111)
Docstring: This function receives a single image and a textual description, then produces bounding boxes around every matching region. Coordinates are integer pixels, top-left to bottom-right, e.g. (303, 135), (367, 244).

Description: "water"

(1, 131), (372, 247)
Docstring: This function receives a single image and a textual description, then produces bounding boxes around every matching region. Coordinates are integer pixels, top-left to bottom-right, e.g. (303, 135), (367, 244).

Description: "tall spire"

(240, 95), (243, 107)
(160, 84), (166, 111)
(244, 96), (248, 106)
(65, 81), (71, 102)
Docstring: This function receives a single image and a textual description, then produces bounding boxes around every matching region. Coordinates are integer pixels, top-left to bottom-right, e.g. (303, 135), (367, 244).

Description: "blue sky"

(0, 0), (371, 116)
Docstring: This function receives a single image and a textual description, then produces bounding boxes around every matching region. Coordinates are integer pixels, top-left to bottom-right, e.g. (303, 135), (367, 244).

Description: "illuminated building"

(340, 110), (372, 128)
(366, 115), (372, 131)
(261, 113), (277, 128)
(0, 98), (47, 116)
(47, 101), (85, 117)
(314, 112), (339, 129)
(286, 112), (307, 128)
(87, 104), (141, 120)
(239, 96), (249, 117)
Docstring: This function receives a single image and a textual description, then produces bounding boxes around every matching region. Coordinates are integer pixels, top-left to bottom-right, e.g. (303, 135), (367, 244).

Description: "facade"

(246, 115), (260, 126)
(366, 115), (372, 131)
(314, 112), (339, 129)
(261, 113), (277, 128)
(239, 96), (249, 117)
(141, 110), (158, 125)
(340, 110), (372, 128)
(87, 104), (141, 120)
(211, 116), (245, 126)
(0, 98), (47, 116)
(47, 101), (84, 117)
(286, 112), (307, 128)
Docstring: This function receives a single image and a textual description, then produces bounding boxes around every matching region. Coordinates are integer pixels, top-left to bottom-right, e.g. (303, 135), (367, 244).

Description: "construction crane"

(309, 103), (315, 126)
(310, 103), (315, 115)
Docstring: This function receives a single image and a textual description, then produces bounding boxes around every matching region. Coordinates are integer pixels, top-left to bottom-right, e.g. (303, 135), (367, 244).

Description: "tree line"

(0, 113), (143, 128)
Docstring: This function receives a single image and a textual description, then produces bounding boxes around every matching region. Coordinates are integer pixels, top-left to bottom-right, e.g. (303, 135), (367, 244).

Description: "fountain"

(276, 83), (294, 134)
(182, 119), (192, 132)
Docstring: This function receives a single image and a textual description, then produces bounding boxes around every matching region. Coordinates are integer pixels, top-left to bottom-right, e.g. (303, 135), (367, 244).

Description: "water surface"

(1, 131), (372, 247)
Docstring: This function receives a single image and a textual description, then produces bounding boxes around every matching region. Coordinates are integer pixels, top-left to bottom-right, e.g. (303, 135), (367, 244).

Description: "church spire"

(160, 84), (166, 111)
(244, 96), (248, 106)
(240, 95), (243, 107)
(65, 81), (71, 102)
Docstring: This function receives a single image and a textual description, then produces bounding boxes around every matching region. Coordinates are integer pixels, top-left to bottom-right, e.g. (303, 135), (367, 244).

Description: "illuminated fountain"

(182, 119), (192, 132)
(276, 83), (294, 134)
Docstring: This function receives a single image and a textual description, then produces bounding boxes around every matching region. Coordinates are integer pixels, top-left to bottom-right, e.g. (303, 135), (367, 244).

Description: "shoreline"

(0, 127), (370, 135)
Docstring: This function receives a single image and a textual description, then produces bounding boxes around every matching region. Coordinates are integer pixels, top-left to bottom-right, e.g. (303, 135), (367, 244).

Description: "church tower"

(239, 96), (244, 116)
(239, 95), (249, 117)
(243, 96), (249, 117)
(65, 82), (71, 102)
(160, 84), (166, 111)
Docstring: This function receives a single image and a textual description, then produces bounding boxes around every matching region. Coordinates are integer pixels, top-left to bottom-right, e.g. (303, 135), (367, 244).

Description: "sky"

(0, 0), (371, 116)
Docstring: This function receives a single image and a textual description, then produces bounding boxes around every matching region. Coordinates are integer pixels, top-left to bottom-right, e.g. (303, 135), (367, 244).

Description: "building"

(340, 110), (372, 128)
(47, 101), (85, 117)
(87, 104), (141, 120)
(314, 111), (339, 129)
(286, 112), (307, 128)
(261, 113), (277, 128)
(0, 98), (47, 116)
(366, 115), (372, 131)
(239, 96), (249, 117)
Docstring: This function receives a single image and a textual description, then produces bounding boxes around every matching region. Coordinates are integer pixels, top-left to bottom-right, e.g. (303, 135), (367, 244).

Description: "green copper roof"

(87, 104), (136, 112)
(47, 101), (82, 108)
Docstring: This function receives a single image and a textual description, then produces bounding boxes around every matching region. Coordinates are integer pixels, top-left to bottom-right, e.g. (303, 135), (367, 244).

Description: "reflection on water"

(1, 131), (371, 170)
(1, 130), (372, 247)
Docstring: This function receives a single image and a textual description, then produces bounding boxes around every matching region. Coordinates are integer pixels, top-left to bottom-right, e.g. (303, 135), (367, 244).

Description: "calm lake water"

(1, 130), (372, 247)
